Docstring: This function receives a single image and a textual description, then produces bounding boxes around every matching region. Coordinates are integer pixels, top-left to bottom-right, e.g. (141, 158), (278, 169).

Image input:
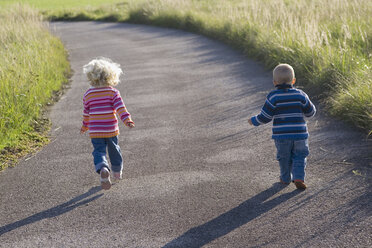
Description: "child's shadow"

(163, 184), (301, 248)
(0, 186), (103, 236)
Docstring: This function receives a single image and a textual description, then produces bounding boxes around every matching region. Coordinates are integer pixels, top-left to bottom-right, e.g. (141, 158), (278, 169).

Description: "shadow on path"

(163, 184), (302, 248)
(0, 186), (103, 236)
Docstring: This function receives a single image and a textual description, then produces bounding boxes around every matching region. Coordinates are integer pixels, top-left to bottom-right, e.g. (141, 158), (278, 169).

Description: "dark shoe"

(293, 180), (307, 190)
(280, 179), (290, 185)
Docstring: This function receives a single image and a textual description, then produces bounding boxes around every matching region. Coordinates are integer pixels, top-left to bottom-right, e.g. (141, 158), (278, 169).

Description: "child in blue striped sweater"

(248, 64), (316, 189)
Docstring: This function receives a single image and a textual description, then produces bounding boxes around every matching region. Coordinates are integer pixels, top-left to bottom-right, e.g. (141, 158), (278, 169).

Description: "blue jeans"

(91, 136), (123, 174)
(274, 139), (309, 183)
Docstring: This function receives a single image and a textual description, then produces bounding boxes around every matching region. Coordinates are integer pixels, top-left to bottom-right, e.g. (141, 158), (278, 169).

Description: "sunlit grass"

(0, 5), (70, 170)
(0, 0), (124, 10)
(43, 0), (372, 131)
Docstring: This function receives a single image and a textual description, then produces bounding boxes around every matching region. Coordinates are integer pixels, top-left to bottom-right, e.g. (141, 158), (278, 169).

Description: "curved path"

(0, 22), (371, 247)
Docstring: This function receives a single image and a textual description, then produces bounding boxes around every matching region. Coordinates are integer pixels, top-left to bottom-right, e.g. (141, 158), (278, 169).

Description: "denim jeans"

(91, 136), (123, 174)
(274, 139), (309, 183)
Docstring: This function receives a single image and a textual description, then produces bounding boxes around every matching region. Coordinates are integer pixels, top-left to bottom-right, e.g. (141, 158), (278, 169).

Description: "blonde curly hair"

(83, 57), (123, 87)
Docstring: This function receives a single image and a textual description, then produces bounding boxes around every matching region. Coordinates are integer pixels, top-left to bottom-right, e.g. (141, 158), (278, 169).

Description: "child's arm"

(80, 98), (90, 133)
(113, 90), (135, 128)
(302, 93), (316, 118)
(248, 97), (275, 126)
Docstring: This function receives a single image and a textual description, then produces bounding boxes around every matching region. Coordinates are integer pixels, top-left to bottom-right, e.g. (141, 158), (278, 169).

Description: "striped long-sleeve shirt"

(250, 85), (316, 140)
(82, 86), (133, 138)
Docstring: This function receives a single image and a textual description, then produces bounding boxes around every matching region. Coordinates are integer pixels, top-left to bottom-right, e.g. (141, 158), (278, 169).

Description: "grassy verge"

(0, 5), (70, 170)
(43, 0), (372, 132)
(0, 0), (125, 10)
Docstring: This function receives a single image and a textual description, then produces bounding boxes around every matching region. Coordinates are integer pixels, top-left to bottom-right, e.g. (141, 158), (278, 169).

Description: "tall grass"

(45, 0), (372, 132)
(0, 5), (70, 170)
(0, 0), (124, 10)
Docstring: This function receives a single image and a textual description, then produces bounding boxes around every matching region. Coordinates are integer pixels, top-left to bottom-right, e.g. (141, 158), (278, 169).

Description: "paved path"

(0, 22), (371, 248)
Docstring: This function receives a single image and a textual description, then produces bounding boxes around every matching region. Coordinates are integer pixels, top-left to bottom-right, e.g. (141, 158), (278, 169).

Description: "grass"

(42, 0), (372, 132)
(0, 5), (70, 170)
(0, 0), (124, 10)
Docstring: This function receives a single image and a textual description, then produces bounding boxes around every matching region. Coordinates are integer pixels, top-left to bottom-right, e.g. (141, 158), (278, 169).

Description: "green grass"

(0, 4), (70, 170)
(0, 0), (124, 10)
(42, 0), (372, 132)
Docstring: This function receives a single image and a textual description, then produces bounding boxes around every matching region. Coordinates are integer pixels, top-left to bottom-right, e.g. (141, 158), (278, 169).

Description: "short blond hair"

(273, 63), (295, 84)
(83, 57), (123, 87)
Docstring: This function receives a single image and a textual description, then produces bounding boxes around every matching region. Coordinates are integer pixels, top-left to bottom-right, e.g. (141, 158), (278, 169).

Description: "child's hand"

(127, 122), (135, 128)
(80, 126), (88, 134)
(248, 118), (253, 126)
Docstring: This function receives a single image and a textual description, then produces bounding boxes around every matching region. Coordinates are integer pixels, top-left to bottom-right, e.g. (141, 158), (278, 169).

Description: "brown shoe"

(280, 179), (290, 185)
(293, 180), (307, 190)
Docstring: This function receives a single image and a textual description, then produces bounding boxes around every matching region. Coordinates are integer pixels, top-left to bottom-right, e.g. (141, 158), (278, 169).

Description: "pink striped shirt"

(81, 87), (133, 138)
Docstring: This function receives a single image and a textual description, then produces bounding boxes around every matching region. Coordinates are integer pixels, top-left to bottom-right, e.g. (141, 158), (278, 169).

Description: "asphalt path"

(0, 22), (371, 248)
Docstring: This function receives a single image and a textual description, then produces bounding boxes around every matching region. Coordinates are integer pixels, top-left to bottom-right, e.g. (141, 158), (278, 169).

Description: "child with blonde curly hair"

(80, 57), (134, 190)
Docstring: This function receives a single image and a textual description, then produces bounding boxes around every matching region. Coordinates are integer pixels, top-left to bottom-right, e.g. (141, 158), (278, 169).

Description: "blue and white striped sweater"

(251, 86), (316, 140)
